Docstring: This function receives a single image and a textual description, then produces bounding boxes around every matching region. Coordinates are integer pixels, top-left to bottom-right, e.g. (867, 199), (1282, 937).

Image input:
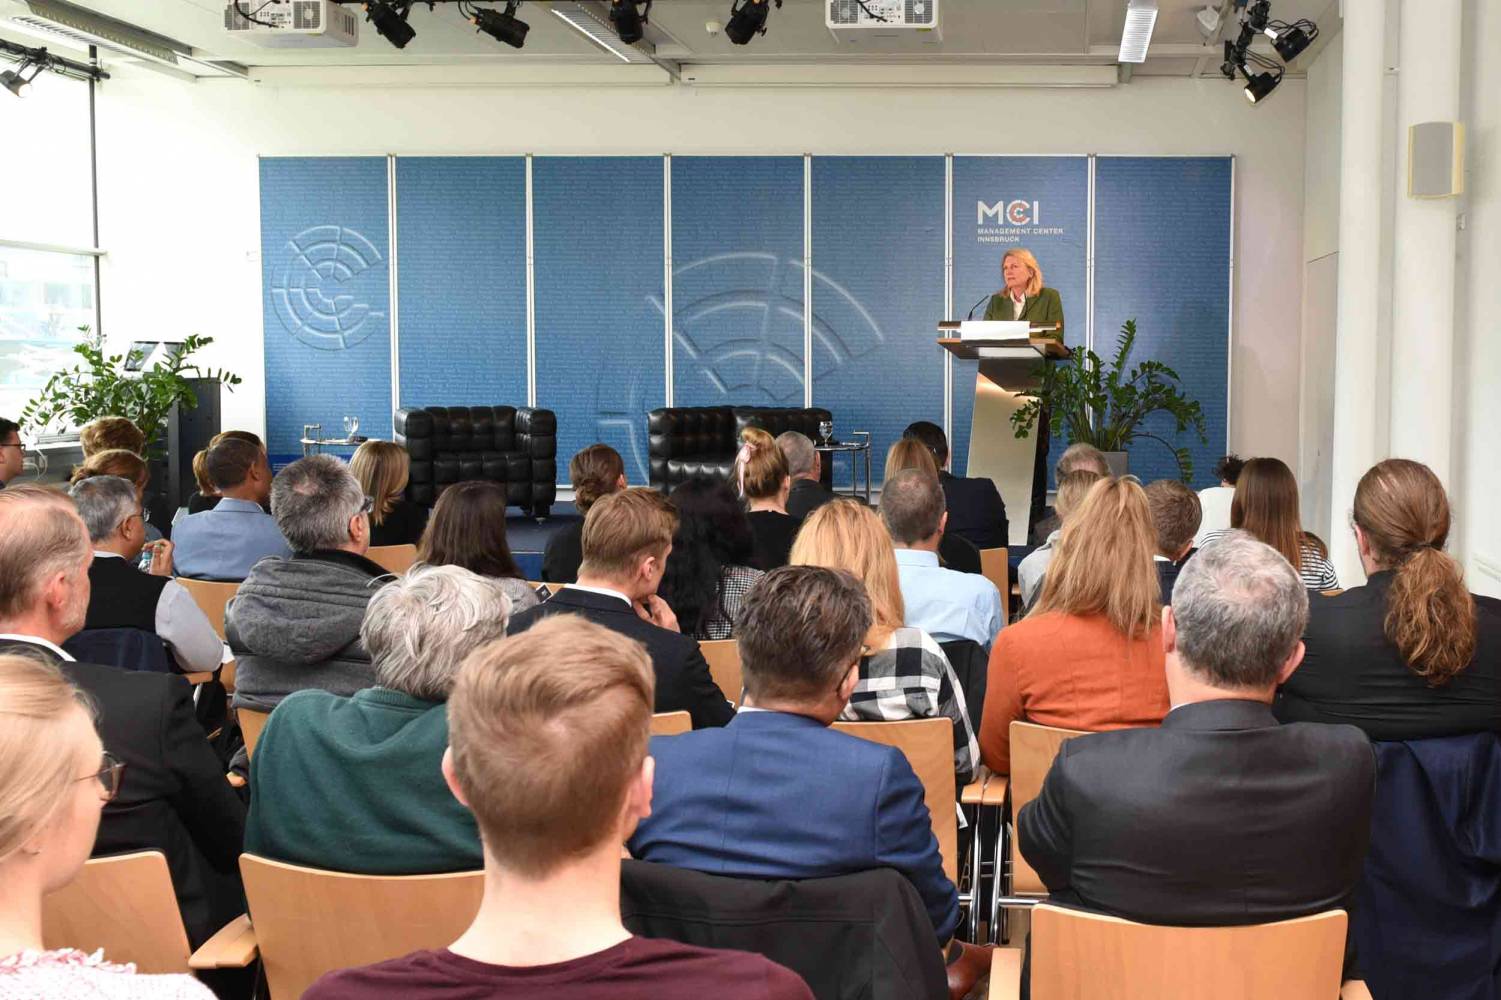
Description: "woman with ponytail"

(734, 426), (799, 571)
(1275, 459), (1501, 739)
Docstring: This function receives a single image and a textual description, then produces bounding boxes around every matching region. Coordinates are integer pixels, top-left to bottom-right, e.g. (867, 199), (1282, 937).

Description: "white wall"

(92, 71), (1307, 465)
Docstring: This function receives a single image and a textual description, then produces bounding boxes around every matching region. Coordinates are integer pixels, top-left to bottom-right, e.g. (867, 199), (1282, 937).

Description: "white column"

(1328, 0), (1388, 585)
(1388, 0), (1462, 481)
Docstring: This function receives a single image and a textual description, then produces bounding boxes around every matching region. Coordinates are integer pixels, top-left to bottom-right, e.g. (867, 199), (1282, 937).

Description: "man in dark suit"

(629, 565), (993, 998)
(1144, 478), (1202, 604)
(0, 485), (246, 946)
(508, 487), (733, 730)
(1020, 530), (1374, 972)
(903, 421), (1008, 550)
(776, 431), (835, 521)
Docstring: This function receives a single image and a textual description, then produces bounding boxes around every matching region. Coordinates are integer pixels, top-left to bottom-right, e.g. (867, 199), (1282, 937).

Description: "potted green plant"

(1010, 319), (1207, 482)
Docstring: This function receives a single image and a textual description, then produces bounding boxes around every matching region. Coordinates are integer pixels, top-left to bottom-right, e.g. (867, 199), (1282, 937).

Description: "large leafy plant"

(21, 328), (241, 452)
(1010, 319), (1207, 482)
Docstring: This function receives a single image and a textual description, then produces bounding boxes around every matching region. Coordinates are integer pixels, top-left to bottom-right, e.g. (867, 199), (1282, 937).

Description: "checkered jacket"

(694, 564), (764, 642)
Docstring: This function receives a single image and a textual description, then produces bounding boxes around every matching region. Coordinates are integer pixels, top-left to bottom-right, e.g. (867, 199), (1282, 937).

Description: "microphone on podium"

(964, 292), (991, 321)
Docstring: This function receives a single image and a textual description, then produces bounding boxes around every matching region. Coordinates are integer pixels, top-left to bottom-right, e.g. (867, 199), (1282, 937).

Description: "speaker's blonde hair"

(0, 654), (93, 863)
(1003, 248), (1044, 298)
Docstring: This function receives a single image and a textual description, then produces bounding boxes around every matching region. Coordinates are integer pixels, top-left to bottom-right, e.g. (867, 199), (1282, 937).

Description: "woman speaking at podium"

(983, 248), (1064, 337)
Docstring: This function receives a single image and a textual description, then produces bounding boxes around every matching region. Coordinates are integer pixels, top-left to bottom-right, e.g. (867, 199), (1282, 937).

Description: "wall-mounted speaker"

(1408, 121), (1465, 199)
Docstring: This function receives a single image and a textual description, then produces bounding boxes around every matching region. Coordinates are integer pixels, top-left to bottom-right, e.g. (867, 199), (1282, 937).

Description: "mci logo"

(977, 200), (1041, 226)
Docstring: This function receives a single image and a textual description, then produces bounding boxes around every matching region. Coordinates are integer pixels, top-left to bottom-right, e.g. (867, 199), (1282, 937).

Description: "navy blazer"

(628, 710), (959, 941)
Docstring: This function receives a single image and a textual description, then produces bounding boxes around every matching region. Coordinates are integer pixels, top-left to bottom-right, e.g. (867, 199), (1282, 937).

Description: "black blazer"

(506, 589), (734, 729)
(1020, 699), (1373, 967)
(0, 638), (247, 946)
(541, 519), (584, 583)
(939, 471), (1008, 551)
(786, 478), (836, 521)
(1276, 571), (1501, 740)
(368, 498), (428, 547)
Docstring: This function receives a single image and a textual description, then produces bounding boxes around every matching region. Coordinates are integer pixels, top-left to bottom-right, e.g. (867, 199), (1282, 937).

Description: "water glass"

(343, 415), (360, 441)
(819, 420), (834, 446)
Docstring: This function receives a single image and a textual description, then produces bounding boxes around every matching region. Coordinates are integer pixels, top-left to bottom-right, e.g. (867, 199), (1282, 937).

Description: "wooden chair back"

(699, 639), (742, 704)
(42, 851), (192, 975)
(174, 578), (241, 641)
(832, 717), (958, 883)
(1028, 904), (1347, 999)
(240, 707), (271, 759)
(1011, 721), (1089, 894)
(651, 711), (692, 735)
(366, 544), (418, 575)
(979, 546), (1010, 621)
(240, 854), (483, 1000)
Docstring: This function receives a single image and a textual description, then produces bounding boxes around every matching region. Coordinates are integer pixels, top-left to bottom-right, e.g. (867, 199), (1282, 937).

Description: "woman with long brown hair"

(1276, 459), (1500, 739)
(979, 477), (1170, 773)
(542, 444), (626, 584)
(883, 438), (982, 574)
(790, 499), (978, 784)
(736, 426), (799, 571)
(1202, 457), (1338, 590)
(417, 480), (538, 615)
(351, 441), (428, 547)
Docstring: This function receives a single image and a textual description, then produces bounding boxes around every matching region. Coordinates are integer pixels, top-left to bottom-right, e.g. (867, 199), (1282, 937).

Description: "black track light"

(1242, 67), (1280, 103)
(473, 1), (529, 48)
(365, 1), (416, 49)
(1, 68), (31, 97)
(726, 0), (780, 45)
(610, 0), (650, 45)
(1269, 23), (1312, 62)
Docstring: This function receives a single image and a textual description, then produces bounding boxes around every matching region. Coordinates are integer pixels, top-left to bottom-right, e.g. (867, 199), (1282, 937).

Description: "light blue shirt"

(893, 547), (1004, 651)
(172, 497), (293, 581)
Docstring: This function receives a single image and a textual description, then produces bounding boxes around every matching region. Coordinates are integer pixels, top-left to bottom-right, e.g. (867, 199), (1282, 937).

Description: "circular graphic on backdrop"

(270, 225), (387, 352)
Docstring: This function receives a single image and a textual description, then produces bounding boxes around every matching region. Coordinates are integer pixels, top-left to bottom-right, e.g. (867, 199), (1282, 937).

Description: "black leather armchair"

(647, 405), (832, 492)
(394, 405), (557, 518)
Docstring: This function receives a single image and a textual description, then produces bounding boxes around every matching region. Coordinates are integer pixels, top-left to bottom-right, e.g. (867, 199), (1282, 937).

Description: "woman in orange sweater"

(979, 476), (1171, 774)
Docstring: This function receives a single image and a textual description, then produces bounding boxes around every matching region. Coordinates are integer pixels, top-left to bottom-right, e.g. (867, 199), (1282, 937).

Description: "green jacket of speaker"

(983, 286), (1064, 337)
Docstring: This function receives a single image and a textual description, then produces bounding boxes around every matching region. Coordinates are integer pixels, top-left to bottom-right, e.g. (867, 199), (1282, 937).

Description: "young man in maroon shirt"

(303, 614), (811, 1000)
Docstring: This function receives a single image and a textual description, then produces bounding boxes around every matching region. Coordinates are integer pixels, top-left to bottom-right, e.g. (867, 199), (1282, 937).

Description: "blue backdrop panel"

(394, 157), (527, 407)
(260, 157), (391, 464)
(811, 156), (944, 485)
(671, 157), (805, 409)
(951, 157), (1089, 480)
(533, 157), (665, 484)
(1094, 157), (1230, 487)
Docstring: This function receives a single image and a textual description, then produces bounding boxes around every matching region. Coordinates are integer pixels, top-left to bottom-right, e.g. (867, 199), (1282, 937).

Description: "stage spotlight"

(1268, 23), (1312, 62)
(1242, 68), (1281, 103)
(473, 1), (530, 48)
(726, 0), (780, 45)
(365, 1), (416, 49)
(610, 0), (650, 45)
(1, 68), (31, 97)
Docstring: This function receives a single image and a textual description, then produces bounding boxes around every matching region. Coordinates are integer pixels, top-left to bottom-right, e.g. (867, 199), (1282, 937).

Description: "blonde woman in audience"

(1017, 468), (1104, 610)
(351, 440), (428, 547)
(542, 443), (625, 584)
(790, 499), (979, 784)
(0, 653), (213, 999)
(736, 426), (800, 571)
(79, 416), (146, 459)
(1200, 456), (1338, 591)
(980, 477), (1170, 773)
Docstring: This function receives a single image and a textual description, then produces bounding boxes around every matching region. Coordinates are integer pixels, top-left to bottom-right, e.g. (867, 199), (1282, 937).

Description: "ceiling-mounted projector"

(223, 0), (358, 47)
(827, 0), (941, 47)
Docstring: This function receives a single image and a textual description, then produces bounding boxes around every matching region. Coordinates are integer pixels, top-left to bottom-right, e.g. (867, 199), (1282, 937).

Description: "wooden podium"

(939, 322), (1069, 546)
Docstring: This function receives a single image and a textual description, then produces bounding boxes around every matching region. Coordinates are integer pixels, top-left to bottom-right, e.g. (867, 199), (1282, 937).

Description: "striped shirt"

(1200, 531), (1340, 591)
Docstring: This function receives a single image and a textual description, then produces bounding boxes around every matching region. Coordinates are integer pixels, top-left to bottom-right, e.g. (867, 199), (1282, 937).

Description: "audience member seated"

(1277, 459), (1501, 739)
(247, 565), (511, 874)
(0, 417), (22, 488)
(777, 431), (835, 520)
(657, 477), (763, 641)
(903, 420), (1008, 550)
(172, 434), (291, 580)
(1193, 452), (1243, 546)
(790, 500), (978, 784)
(70, 448), (163, 542)
(352, 440), (429, 547)
(414, 480), (539, 615)
(1028, 442), (1112, 545)
(543, 443), (625, 584)
(304, 614), (812, 1000)
(1200, 456), (1339, 591)
(880, 468), (1002, 650)
(509, 488), (733, 729)
(1020, 531), (1374, 976)
(736, 426), (800, 571)
(0, 486), (246, 948)
(68, 476), (223, 675)
(0, 653), (214, 999)
(79, 415), (147, 459)
(980, 477), (1170, 774)
(629, 566), (991, 996)
(227, 455), (393, 711)
(186, 430), (267, 514)
(885, 438), (982, 575)
(1144, 478), (1202, 603)
(1017, 469), (1102, 612)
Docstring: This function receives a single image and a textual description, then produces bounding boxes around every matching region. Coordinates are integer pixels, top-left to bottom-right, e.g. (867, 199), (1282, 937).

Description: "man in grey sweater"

(227, 455), (393, 710)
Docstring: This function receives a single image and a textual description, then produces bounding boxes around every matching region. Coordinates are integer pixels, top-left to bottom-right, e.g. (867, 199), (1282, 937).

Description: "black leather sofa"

(394, 405), (557, 518)
(647, 406), (832, 492)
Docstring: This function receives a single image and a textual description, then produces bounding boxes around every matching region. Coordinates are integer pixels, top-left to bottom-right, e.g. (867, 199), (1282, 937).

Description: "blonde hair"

(1031, 477), (1161, 638)
(734, 426), (789, 501)
(882, 438), (939, 488)
(0, 654), (93, 863)
(79, 417), (145, 459)
(789, 499), (905, 648)
(350, 441), (410, 526)
(70, 449), (148, 491)
(1054, 469), (1103, 522)
(1003, 248), (1044, 298)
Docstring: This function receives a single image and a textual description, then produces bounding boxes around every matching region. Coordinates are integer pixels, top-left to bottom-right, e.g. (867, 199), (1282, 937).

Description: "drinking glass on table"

(343, 415), (360, 441)
(818, 420), (834, 446)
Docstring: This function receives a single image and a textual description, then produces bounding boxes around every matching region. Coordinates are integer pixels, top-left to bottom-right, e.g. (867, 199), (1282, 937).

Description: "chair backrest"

(650, 711), (692, 736)
(1029, 903), (1347, 1000)
(240, 854), (483, 1000)
(42, 851), (193, 975)
(1011, 720), (1089, 894)
(62, 628), (173, 674)
(698, 639), (742, 704)
(366, 544), (417, 576)
(978, 546), (1010, 620)
(240, 707), (271, 758)
(832, 717), (958, 883)
(174, 577), (241, 640)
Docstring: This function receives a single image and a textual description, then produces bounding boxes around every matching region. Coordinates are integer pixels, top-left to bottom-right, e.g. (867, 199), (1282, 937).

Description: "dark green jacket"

(983, 285), (1064, 336)
(245, 687), (481, 874)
